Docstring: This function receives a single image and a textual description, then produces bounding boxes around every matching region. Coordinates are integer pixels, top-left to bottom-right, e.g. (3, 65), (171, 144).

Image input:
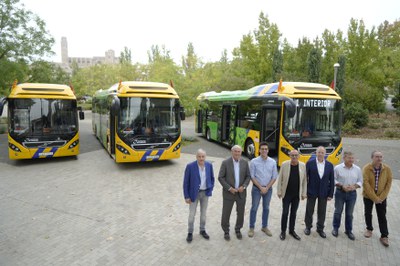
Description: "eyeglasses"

(290, 154), (299, 157)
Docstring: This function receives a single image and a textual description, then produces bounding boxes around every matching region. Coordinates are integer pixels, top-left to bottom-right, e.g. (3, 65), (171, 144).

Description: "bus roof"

(8, 83), (76, 99)
(197, 82), (341, 101)
(94, 81), (179, 99)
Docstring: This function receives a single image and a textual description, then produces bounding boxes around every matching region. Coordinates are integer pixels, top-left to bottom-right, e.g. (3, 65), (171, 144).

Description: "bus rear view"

(0, 82), (84, 159)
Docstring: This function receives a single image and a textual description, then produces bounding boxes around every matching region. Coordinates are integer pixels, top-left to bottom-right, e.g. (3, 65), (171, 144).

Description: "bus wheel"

(245, 139), (255, 159)
(206, 128), (211, 141)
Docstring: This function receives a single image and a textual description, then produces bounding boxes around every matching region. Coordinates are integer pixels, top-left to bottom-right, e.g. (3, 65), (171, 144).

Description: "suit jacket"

(306, 159), (334, 198)
(277, 160), (307, 199)
(183, 161), (215, 202)
(218, 157), (251, 200)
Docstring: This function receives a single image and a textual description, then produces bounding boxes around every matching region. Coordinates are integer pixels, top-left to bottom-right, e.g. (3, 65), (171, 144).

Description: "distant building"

(60, 37), (119, 71)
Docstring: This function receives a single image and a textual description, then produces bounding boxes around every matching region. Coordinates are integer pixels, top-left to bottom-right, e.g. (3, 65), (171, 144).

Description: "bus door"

(221, 105), (236, 145)
(195, 109), (204, 134)
(261, 108), (280, 154)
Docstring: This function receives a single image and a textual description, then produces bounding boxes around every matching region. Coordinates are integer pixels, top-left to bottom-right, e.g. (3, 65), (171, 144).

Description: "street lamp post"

(333, 63), (340, 91)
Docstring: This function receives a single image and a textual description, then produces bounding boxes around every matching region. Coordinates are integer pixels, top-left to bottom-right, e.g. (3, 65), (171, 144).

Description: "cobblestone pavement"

(1, 148), (399, 265)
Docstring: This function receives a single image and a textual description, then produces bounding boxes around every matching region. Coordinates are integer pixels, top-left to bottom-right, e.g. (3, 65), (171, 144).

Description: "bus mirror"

(285, 100), (296, 118)
(180, 107), (186, 120)
(79, 110), (85, 120)
(111, 97), (120, 115)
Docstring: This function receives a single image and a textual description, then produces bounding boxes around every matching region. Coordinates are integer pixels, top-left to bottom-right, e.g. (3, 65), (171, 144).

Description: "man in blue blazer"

(304, 146), (335, 238)
(183, 149), (215, 243)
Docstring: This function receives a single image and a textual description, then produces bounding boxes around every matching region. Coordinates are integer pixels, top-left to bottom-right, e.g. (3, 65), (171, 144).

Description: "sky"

(20, 0), (400, 64)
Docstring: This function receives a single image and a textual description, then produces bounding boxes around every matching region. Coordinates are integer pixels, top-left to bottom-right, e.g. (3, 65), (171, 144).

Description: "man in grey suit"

(218, 145), (251, 241)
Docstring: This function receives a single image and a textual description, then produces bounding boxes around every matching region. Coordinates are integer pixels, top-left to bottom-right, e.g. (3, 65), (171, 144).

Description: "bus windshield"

(283, 98), (341, 140)
(9, 98), (78, 137)
(118, 97), (180, 139)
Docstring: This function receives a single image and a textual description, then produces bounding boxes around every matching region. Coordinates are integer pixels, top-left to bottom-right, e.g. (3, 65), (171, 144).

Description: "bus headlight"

(116, 144), (131, 155)
(336, 147), (343, 157)
(9, 143), (21, 152)
(173, 142), (181, 152)
(69, 140), (79, 149)
(281, 147), (291, 157)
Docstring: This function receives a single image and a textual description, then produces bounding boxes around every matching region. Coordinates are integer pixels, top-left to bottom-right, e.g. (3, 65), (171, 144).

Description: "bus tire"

(245, 139), (255, 159)
(206, 128), (211, 141)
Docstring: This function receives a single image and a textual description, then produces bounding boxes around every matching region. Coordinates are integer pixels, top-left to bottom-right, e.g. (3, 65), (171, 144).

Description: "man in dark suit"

(183, 149), (215, 243)
(218, 145), (251, 241)
(304, 146), (334, 238)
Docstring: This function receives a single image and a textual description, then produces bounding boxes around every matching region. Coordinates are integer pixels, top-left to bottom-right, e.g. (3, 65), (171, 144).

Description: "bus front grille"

(131, 142), (171, 150)
(299, 147), (335, 155)
(23, 140), (67, 148)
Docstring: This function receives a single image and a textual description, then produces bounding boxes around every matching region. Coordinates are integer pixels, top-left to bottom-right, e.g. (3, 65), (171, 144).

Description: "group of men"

(182, 143), (393, 247)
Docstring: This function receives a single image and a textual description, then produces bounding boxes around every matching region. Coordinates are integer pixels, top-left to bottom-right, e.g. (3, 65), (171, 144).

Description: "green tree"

(28, 60), (70, 84)
(272, 46), (283, 82)
(307, 47), (321, 82)
(233, 12), (281, 84)
(182, 42), (200, 78)
(0, 0), (54, 91)
(119, 47), (132, 64)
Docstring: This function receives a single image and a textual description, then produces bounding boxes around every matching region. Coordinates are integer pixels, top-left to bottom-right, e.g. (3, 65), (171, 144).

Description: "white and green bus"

(196, 81), (343, 166)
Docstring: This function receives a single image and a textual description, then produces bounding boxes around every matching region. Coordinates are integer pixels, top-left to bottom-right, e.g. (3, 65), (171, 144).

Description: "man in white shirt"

(332, 151), (363, 240)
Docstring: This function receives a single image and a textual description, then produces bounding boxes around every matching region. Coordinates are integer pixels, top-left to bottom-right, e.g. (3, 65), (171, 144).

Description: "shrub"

(344, 102), (369, 128)
(382, 120), (391, 128)
(384, 129), (400, 138)
(342, 120), (360, 135)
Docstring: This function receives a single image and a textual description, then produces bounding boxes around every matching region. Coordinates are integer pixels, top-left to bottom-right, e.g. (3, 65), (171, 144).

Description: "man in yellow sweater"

(362, 151), (393, 247)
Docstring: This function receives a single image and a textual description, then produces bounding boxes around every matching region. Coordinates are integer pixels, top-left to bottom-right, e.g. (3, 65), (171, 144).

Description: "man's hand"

(185, 198), (191, 204)
(260, 187), (268, 194)
(237, 186), (245, 193)
(229, 187), (238, 194)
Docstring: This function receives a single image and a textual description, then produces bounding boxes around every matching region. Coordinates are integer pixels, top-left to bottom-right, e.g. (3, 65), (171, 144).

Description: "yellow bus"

(92, 81), (185, 163)
(0, 82), (84, 159)
(196, 81), (343, 166)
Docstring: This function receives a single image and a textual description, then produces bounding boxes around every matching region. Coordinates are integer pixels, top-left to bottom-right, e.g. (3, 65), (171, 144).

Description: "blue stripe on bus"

(155, 149), (164, 160)
(33, 148), (45, 158)
(140, 150), (152, 162)
(48, 147), (58, 158)
(253, 85), (266, 95)
(265, 84), (279, 94)
(140, 149), (165, 161)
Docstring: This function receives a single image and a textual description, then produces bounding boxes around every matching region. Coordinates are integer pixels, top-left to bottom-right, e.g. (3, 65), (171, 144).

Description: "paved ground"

(0, 114), (399, 265)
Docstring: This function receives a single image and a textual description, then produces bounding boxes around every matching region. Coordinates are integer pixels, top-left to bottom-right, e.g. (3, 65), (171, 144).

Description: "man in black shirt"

(277, 150), (307, 240)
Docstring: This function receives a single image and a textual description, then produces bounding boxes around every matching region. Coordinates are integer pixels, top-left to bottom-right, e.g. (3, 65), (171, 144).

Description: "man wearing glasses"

(277, 150), (307, 241)
(248, 142), (278, 238)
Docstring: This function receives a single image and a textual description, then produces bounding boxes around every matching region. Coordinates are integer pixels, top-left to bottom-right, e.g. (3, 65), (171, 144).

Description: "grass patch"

(181, 136), (198, 146)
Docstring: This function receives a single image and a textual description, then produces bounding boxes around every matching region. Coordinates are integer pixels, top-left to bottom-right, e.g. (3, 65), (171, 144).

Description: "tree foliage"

(0, 0), (55, 94)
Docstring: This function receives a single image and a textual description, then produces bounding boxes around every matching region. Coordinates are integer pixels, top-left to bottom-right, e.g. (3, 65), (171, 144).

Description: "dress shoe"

(261, 227), (273, 237)
(280, 232), (286, 240)
(332, 229), (338, 237)
(224, 233), (230, 241)
(289, 231), (301, 240)
(248, 228), (254, 238)
(200, 231), (210, 240)
(304, 228), (311, 236)
(345, 231), (355, 240)
(380, 237), (389, 247)
(235, 230), (243, 240)
(317, 230), (326, 238)
(364, 230), (372, 238)
(186, 233), (193, 243)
